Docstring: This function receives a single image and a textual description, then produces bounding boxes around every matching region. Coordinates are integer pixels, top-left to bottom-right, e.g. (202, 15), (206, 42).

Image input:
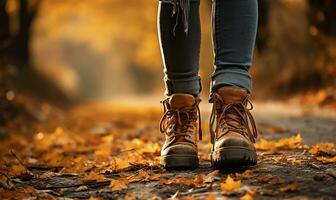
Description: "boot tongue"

(217, 87), (248, 103)
(169, 94), (196, 110)
(216, 87), (248, 130)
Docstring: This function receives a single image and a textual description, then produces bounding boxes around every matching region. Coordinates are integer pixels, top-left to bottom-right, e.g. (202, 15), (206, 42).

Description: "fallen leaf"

(256, 174), (282, 185)
(76, 185), (89, 192)
(220, 175), (242, 193)
(241, 193), (254, 200)
(113, 157), (131, 171)
(83, 172), (106, 182)
(206, 193), (216, 200)
(309, 142), (336, 156)
(89, 196), (101, 200)
(235, 170), (254, 180)
(204, 170), (220, 183)
(181, 196), (196, 200)
(279, 183), (298, 192)
(124, 192), (137, 200)
(316, 156), (336, 164)
(9, 165), (26, 176)
(109, 178), (129, 191)
(287, 157), (302, 165)
(160, 175), (204, 188)
(255, 133), (302, 152)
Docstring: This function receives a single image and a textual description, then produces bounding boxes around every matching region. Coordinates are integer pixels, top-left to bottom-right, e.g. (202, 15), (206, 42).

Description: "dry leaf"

(316, 156), (336, 164)
(76, 185), (89, 192)
(160, 175), (204, 188)
(287, 157), (302, 165)
(256, 174), (281, 185)
(241, 193), (254, 200)
(206, 193), (216, 200)
(89, 196), (101, 200)
(204, 170), (220, 183)
(109, 178), (129, 191)
(235, 170), (254, 180)
(181, 196), (196, 200)
(220, 175), (242, 193)
(113, 157), (131, 171)
(279, 183), (298, 192)
(9, 165), (26, 176)
(309, 142), (336, 156)
(84, 172), (106, 182)
(255, 133), (302, 152)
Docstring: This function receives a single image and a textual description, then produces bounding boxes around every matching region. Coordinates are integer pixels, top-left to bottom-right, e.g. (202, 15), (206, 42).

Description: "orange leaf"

(109, 178), (129, 191)
(309, 142), (336, 156)
(316, 156), (336, 164)
(241, 193), (254, 200)
(255, 133), (302, 152)
(235, 170), (254, 180)
(279, 183), (298, 192)
(220, 175), (242, 193)
(84, 172), (106, 182)
(9, 165), (26, 176)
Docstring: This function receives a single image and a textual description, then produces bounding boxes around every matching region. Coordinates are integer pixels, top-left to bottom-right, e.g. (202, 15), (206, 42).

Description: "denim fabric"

(158, 0), (258, 96)
(211, 0), (258, 93)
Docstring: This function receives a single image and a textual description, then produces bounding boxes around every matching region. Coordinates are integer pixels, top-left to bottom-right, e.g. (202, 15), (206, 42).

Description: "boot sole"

(161, 155), (199, 169)
(211, 146), (257, 168)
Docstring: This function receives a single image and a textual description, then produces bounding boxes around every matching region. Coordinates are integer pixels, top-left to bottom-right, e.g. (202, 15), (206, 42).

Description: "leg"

(209, 0), (259, 168)
(158, 0), (202, 169)
(211, 0), (258, 93)
(158, 0), (201, 98)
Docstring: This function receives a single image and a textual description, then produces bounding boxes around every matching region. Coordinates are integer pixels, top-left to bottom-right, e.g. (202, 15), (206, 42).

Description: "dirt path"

(1, 100), (335, 200)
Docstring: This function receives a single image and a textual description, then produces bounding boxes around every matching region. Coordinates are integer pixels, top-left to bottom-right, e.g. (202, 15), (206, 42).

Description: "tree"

(0, 0), (42, 66)
(0, 0), (72, 103)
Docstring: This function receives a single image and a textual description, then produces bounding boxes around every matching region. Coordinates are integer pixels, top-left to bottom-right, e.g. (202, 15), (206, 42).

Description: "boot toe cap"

(215, 135), (255, 150)
(161, 143), (197, 157)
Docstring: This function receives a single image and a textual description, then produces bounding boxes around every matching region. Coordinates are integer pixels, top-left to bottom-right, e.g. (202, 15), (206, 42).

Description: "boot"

(160, 94), (202, 169)
(209, 87), (258, 167)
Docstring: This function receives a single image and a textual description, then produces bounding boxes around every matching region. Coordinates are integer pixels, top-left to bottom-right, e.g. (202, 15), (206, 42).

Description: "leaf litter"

(0, 104), (335, 199)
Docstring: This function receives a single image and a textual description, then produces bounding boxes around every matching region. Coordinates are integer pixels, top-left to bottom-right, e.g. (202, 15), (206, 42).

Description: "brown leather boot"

(160, 94), (202, 169)
(209, 87), (258, 167)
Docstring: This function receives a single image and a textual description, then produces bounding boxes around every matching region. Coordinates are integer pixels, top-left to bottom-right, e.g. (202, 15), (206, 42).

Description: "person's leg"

(158, 0), (202, 169)
(158, 0), (201, 98)
(209, 0), (259, 168)
(211, 0), (258, 93)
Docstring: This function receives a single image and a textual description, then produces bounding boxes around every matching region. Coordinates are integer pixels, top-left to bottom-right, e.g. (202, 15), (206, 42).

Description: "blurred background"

(0, 0), (335, 108)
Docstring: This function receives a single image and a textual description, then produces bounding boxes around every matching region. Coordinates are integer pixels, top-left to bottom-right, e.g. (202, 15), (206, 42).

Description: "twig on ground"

(10, 150), (34, 177)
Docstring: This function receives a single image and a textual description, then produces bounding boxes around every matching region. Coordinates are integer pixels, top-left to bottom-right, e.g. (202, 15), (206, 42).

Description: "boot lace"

(159, 99), (202, 143)
(209, 93), (258, 146)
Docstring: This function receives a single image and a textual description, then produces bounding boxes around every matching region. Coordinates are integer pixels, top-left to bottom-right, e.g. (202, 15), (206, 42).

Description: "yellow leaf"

(84, 172), (106, 182)
(114, 157), (131, 171)
(220, 175), (242, 193)
(309, 142), (336, 156)
(316, 156), (336, 164)
(109, 178), (129, 191)
(241, 193), (254, 200)
(255, 133), (302, 152)
(10, 164), (26, 176)
(206, 193), (216, 200)
(160, 175), (204, 188)
(127, 169), (150, 182)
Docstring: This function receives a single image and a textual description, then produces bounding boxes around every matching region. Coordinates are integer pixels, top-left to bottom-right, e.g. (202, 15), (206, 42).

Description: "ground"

(0, 98), (336, 200)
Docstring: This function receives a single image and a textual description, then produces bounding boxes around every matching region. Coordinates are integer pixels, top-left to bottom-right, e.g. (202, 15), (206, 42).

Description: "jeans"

(158, 0), (258, 97)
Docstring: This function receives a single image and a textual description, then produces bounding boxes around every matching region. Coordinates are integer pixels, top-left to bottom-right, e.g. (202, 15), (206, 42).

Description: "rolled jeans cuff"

(164, 76), (202, 97)
(211, 67), (251, 94)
